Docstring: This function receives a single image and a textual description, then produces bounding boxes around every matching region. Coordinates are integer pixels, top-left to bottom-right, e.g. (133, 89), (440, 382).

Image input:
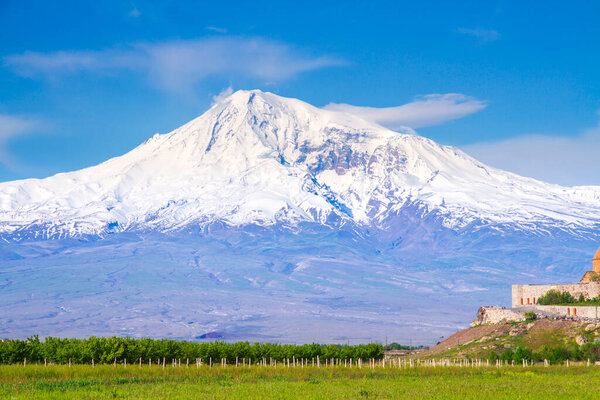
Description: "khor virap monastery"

(474, 246), (600, 325)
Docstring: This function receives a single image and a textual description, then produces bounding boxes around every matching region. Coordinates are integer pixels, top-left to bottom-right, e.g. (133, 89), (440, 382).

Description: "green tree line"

(0, 336), (383, 365)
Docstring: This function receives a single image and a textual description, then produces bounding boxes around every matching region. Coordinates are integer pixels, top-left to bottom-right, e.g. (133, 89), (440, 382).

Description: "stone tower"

(580, 245), (600, 282)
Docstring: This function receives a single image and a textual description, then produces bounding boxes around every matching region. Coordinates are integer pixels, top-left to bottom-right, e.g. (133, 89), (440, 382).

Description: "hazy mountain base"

(1, 219), (598, 345)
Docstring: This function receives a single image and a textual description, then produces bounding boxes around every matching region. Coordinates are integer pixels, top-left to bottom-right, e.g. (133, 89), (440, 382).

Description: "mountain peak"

(216, 88), (264, 105)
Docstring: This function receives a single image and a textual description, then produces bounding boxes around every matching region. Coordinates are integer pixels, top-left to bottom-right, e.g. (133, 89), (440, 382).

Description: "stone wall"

(471, 306), (527, 326)
(511, 282), (600, 308)
(473, 305), (600, 325)
(529, 305), (600, 319)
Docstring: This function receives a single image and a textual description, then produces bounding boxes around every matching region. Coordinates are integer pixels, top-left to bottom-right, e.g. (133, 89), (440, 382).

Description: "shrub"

(537, 290), (575, 305)
(512, 346), (532, 363)
(499, 349), (514, 362)
(523, 311), (535, 320)
(384, 342), (412, 351)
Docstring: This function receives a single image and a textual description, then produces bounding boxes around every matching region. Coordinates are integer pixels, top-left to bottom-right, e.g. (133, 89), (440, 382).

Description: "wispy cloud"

(211, 86), (234, 105)
(462, 117), (600, 186)
(323, 94), (487, 129)
(0, 114), (39, 168)
(456, 27), (500, 43)
(4, 37), (344, 93)
(129, 6), (141, 18)
(206, 26), (227, 33)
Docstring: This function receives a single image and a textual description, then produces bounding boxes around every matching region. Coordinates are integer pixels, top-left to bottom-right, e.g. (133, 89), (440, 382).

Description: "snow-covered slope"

(1, 90), (599, 239)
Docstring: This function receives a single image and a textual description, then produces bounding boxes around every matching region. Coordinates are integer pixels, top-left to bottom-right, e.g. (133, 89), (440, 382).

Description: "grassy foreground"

(2, 364), (600, 399)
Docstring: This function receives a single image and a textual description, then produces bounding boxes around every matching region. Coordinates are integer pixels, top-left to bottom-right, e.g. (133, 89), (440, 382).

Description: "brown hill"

(417, 318), (600, 359)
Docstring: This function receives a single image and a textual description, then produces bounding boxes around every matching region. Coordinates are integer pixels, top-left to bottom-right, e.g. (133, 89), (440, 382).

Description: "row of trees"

(488, 343), (600, 364)
(0, 336), (383, 365)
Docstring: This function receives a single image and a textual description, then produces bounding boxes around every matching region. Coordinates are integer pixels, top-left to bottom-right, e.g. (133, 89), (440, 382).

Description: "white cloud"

(0, 114), (39, 167)
(456, 27), (500, 43)
(462, 121), (600, 187)
(4, 37), (343, 93)
(324, 94), (487, 129)
(211, 86), (234, 105)
(4, 49), (139, 77)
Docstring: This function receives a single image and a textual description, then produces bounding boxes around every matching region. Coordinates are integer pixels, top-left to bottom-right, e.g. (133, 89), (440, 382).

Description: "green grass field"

(2, 364), (600, 399)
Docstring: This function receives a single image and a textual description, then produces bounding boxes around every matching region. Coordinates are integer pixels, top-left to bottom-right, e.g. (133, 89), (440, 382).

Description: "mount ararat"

(1, 90), (599, 344)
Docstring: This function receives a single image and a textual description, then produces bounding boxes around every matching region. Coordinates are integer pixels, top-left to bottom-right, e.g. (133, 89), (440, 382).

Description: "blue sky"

(1, 0), (599, 185)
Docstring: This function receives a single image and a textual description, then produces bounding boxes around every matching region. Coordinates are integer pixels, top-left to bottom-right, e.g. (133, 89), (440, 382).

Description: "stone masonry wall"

(530, 305), (600, 319)
(511, 282), (600, 308)
(471, 307), (527, 326)
(473, 305), (600, 325)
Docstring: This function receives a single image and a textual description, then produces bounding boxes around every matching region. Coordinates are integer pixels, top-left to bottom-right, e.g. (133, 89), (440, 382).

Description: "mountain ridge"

(0, 89), (599, 240)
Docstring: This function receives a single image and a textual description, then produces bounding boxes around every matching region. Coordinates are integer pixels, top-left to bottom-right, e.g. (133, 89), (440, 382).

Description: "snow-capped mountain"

(1, 89), (599, 239)
(2, 90), (600, 345)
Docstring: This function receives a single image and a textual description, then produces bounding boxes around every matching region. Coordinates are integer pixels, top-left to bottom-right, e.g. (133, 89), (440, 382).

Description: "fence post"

(70, 358), (72, 368)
